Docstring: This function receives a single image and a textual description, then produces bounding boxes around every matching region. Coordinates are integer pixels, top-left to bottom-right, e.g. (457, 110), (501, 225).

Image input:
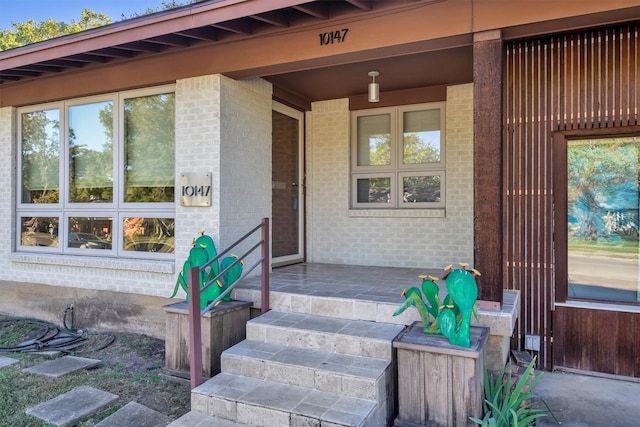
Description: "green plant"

(470, 357), (549, 427)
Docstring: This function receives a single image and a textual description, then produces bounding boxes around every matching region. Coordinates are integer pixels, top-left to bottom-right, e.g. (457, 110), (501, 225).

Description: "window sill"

(11, 252), (175, 274)
(556, 301), (640, 314)
(348, 209), (445, 218)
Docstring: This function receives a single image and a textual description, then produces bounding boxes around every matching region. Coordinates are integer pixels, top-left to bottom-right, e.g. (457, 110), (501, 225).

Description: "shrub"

(470, 357), (551, 427)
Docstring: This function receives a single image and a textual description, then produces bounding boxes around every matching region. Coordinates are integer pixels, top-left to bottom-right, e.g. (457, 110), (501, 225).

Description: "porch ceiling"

(0, 0), (471, 103)
(260, 46), (473, 102)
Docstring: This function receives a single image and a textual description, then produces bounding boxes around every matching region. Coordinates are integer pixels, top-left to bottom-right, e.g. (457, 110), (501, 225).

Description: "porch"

(232, 262), (519, 371)
(168, 262), (518, 425)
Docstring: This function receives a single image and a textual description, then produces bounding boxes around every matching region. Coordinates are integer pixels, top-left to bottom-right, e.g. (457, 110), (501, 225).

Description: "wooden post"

(188, 266), (203, 389)
(261, 217), (270, 314)
(473, 30), (504, 307)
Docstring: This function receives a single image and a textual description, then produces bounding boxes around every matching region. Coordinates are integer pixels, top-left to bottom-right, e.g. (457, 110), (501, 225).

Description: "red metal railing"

(187, 217), (270, 388)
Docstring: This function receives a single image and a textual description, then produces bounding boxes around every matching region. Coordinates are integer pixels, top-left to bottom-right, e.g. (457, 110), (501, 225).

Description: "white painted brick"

(306, 84), (474, 268)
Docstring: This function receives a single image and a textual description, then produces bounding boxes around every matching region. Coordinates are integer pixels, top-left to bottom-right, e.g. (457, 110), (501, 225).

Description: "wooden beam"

(250, 11), (289, 27)
(344, 0), (372, 11)
(473, 30), (503, 305)
(292, 3), (329, 19)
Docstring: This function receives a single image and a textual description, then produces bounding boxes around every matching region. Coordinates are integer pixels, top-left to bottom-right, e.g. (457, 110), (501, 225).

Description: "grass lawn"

(0, 316), (191, 426)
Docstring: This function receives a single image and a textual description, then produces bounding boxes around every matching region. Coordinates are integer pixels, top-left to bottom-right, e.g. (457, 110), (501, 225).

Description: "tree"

(0, 10), (111, 51)
(0, 1), (203, 51)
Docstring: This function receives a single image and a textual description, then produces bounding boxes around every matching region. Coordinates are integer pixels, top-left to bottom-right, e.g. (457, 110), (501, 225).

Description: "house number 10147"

(319, 29), (349, 46)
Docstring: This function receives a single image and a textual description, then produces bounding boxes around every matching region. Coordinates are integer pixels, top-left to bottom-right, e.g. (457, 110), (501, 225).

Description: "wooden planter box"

(393, 322), (489, 427)
(162, 300), (252, 379)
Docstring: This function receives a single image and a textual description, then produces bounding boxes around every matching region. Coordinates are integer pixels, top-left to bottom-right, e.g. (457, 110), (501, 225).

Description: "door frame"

(271, 101), (305, 267)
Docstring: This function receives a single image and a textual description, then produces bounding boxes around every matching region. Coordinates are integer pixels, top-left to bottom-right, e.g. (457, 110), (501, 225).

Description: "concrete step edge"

(192, 372), (378, 427)
(166, 410), (251, 427)
(246, 310), (404, 360)
(221, 340), (390, 402)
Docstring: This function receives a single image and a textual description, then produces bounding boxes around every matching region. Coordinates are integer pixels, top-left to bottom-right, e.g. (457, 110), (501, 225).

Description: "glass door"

(272, 102), (304, 266)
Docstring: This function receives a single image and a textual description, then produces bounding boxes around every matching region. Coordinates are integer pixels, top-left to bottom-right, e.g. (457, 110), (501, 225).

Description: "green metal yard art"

(393, 263), (480, 347)
(170, 232), (243, 310)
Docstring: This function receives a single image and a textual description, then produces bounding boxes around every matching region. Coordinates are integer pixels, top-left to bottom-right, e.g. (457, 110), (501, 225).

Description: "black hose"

(62, 305), (75, 331)
(0, 316), (115, 355)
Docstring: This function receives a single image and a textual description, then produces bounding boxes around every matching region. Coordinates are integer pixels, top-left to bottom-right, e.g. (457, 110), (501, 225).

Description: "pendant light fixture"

(368, 71), (380, 102)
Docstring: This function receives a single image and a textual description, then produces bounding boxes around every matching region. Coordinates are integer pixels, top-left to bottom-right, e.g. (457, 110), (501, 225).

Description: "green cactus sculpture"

(170, 232), (243, 310)
(394, 263), (480, 348)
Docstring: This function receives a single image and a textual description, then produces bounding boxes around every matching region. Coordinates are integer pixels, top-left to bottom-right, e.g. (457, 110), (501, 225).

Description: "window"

(17, 86), (175, 259)
(351, 102), (445, 208)
(565, 136), (640, 304)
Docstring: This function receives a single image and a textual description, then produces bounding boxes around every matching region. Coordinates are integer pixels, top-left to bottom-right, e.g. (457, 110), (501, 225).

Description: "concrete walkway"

(535, 370), (640, 427)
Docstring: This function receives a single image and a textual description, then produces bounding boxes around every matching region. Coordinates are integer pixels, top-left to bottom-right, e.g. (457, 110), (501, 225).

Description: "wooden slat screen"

(504, 23), (639, 369)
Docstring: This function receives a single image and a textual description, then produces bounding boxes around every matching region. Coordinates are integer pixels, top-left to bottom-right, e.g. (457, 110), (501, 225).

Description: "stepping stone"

(167, 411), (252, 427)
(25, 350), (63, 358)
(23, 355), (101, 378)
(95, 402), (172, 427)
(25, 385), (118, 427)
(0, 356), (19, 368)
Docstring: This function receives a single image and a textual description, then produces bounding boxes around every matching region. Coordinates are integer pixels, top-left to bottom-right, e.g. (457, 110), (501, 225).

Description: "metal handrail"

(187, 217), (270, 388)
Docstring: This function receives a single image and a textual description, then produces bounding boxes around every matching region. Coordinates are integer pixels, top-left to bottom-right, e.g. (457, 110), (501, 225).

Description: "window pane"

(567, 137), (639, 303)
(69, 101), (113, 203)
(357, 114), (391, 166)
(21, 109), (60, 204)
(21, 216), (58, 247)
(124, 93), (175, 203)
(402, 175), (441, 203)
(68, 217), (112, 250)
(123, 217), (175, 253)
(357, 177), (391, 203)
(403, 109), (441, 165)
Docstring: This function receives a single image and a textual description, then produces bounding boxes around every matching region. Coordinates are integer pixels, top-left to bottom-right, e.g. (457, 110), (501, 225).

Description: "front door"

(272, 102), (304, 266)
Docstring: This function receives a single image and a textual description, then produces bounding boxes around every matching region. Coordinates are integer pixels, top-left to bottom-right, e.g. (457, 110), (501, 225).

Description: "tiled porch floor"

(236, 262), (445, 305)
(234, 262), (520, 359)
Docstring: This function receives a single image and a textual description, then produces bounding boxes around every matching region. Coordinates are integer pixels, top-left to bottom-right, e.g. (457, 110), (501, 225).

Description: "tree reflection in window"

(567, 137), (640, 302)
(21, 109), (60, 204)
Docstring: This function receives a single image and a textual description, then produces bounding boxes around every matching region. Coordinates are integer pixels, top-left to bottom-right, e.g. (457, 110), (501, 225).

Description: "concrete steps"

(221, 338), (390, 403)
(192, 372), (379, 427)
(245, 310), (403, 360)
(186, 310), (405, 427)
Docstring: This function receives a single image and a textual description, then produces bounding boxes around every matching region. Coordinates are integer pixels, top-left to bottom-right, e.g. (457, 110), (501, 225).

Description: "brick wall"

(0, 107), (16, 267)
(175, 74), (222, 272)
(306, 84), (474, 268)
(173, 74), (272, 296)
(218, 76), (272, 268)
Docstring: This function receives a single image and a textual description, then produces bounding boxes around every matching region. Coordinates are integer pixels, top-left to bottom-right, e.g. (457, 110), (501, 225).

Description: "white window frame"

(16, 85), (176, 260)
(352, 173), (396, 208)
(351, 102), (446, 209)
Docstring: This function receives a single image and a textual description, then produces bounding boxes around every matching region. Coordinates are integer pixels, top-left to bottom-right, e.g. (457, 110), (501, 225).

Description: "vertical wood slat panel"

(504, 23), (639, 370)
(571, 33), (579, 129)
(524, 40), (533, 342)
(621, 27), (629, 126)
(543, 39), (553, 366)
(607, 28), (615, 127)
(586, 32), (594, 128)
